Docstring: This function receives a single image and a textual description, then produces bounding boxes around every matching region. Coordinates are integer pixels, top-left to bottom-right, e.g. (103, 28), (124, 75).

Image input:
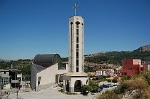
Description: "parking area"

(99, 82), (119, 93)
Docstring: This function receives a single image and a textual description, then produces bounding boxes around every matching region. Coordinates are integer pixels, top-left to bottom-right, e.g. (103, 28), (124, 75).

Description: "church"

(31, 54), (68, 91)
(31, 4), (89, 92)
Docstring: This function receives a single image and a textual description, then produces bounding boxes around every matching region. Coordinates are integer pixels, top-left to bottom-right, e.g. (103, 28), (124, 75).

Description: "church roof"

(32, 63), (46, 72)
(33, 54), (61, 67)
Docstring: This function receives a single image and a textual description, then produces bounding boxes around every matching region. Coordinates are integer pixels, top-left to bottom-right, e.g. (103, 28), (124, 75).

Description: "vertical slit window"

(76, 67), (79, 72)
(76, 52), (79, 58)
(76, 44), (79, 49)
(76, 29), (79, 36)
(76, 60), (79, 72)
(76, 60), (79, 66)
(76, 37), (79, 43)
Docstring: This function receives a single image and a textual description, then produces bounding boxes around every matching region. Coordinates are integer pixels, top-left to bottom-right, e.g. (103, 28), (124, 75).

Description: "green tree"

(81, 85), (91, 95)
(112, 79), (117, 83)
(89, 80), (99, 93)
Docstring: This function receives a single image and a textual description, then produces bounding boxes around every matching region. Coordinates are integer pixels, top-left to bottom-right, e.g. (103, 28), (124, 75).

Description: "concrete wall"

(31, 63), (68, 91)
(70, 76), (89, 92)
(69, 16), (84, 73)
(36, 63), (58, 91)
(133, 59), (141, 65)
(31, 63), (37, 90)
(121, 59), (142, 76)
(57, 64), (68, 74)
(0, 70), (9, 77)
(148, 65), (150, 71)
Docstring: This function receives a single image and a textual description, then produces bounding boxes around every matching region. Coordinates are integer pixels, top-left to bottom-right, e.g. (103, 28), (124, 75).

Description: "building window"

(128, 67), (132, 70)
(76, 44), (79, 49)
(4, 77), (8, 84)
(38, 77), (41, 86)
(0, 78), (3, 84)
(76, 29), (79, 35)
(76, 21), (80, 28)
(0, 77), (8, 84)
(76, 67), (79, 72)
(76, 36), (79, 43)
(17, 77), (21, 82)
(76, 52), (79, 58)
(76, 59), (79, 66)
(76, 24), (79, 28)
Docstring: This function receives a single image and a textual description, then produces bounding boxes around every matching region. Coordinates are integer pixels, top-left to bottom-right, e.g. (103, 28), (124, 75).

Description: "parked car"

(107, 84), (113, 87)
(102, 84), (109, 88)
(99, 85), (103, 89)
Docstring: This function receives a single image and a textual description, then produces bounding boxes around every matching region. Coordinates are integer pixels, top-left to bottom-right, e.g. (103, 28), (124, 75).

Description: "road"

(9, 87), (95, 99)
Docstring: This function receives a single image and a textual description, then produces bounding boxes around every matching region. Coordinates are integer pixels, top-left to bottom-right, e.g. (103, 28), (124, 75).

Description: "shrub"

(96, 72), (150, 99)
(58, 83), (63, 87)
(81, 85), (91, 95)
(89, 80), (99, 93)
(96, 90), (120, 99)
(123, 77), (148, 91)
(142, 72), (150, 85)
(113, 84), (127, 94)
(121, 75), (131, 81)
(112, 78), (117, 83)
(107, 79), (111, 82)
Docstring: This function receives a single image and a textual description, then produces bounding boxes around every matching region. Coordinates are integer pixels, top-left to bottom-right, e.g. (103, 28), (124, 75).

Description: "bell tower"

(69, 16), (84, 73)
(63, 3), (88, 93)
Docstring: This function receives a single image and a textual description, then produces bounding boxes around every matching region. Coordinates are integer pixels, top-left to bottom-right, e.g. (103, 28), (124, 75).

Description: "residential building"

(143, 62), (150, 72)
(96, 69), (114, 76)
(119, 59), (143, 77)
(0, 69), (22, 89)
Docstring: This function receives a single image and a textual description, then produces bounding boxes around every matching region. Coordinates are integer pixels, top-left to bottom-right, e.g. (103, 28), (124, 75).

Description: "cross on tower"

(73, 3), (79, 16)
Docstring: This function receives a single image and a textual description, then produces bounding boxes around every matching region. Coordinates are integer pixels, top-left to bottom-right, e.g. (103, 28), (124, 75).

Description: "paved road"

(8, 82), (118, 99)
(9, 87), (96, 99)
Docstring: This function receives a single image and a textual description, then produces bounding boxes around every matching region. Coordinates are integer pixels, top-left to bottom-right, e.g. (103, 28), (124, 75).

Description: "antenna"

(73, 3), (79, 16)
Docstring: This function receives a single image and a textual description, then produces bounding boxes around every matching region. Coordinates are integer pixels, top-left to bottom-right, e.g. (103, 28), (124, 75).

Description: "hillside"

(85, 44), (150, 65)
(0, 59), (31, 76)
(134, 44), (150, 52)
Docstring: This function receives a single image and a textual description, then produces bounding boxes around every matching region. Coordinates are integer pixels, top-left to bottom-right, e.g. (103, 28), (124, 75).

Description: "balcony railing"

(11, 80), (19, 83)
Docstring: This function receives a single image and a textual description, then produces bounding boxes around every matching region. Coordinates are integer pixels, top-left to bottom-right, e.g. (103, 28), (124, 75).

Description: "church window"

(38, 77), (41, 86)
(76, 67), (79, 72)
(76, 44), (79, 49)
(76, 36), (79, 43)
(76, 52), (79, 58)
(76, 29), (79, 35)
(76, 21), (80, 28)
(76, 60), (79, 66)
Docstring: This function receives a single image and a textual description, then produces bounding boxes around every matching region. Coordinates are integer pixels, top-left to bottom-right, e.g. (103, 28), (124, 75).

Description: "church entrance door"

(74, 80), (82, 92)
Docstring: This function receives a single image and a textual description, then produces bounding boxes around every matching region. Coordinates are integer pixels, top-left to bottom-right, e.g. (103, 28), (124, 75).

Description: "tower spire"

(73, 3), (78, 16)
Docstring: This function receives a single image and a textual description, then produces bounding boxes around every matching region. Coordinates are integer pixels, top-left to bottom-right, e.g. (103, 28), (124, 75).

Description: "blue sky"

(0, 0), (150, 60)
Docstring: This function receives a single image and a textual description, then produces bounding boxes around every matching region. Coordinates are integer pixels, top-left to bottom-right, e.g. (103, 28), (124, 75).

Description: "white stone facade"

(69, 16), (84, 73)
(63, 16), (88, 93)
(31, 63), (68, 91)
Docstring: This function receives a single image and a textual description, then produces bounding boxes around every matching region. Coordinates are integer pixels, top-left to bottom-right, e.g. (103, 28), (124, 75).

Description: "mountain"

(85, 44), (150, 65)
(0, 59), (4, 62)
(134, 44), (150, 52)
